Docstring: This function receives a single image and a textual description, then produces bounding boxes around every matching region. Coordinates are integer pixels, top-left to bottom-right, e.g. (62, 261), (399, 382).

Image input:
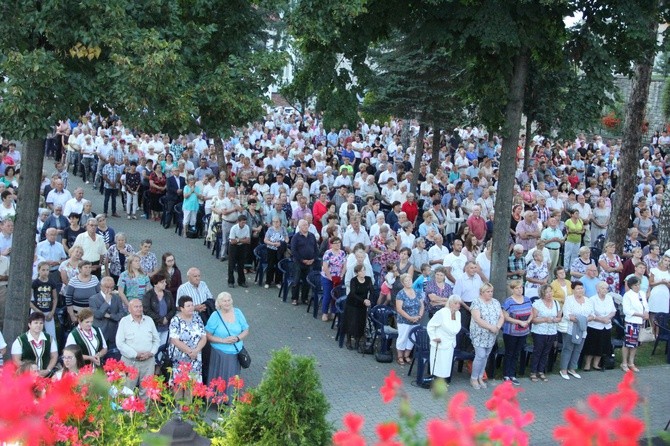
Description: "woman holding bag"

(206, 292), (249, 402)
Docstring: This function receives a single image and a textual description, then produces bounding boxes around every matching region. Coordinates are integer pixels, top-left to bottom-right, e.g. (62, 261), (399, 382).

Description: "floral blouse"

(106, 243), (135, 277)
(469, 297), (502, 348)
(139, 252), (158, 274)
(526, 261), (549, 290)
(322, 249), (346, 280)
(396, 289), (422, 325)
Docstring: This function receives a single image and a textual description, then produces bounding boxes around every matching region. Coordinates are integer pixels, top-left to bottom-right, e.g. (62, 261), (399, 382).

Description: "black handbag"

(216, 311), (251, 369)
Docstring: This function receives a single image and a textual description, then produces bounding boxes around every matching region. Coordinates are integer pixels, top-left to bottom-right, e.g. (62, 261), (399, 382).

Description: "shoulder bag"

(216, 311), (251, 369)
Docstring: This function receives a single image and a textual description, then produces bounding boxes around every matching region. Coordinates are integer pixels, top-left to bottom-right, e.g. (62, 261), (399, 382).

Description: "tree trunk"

(606, 21), (658, 253)
(659, 187), (670, 251)
(523, 116), (533, 171)
(401, 119), (410, 149)
(431, 122), (441, 174)
(411, 124), (425, 195)
(491, 51), (530, 302)
(3, 138), (44, 346)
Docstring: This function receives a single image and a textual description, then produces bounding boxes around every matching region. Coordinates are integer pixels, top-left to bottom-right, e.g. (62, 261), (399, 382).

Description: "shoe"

(538, 373), (549, 382)
(127, 216), (131, 220)
(567, 370), (581, 379)
(621, 364), (629, 372)
(132, 215), (137, 220)
(85, 181), (90, 184)
(321, 314), (329, 322)
(112, 213), (120, 218)
(629, 364), (640, 372)
(228, 283), (235, 288)
(510, 377), (521, 386)
(560, 371), (570, 380)
(239, 283), (248, 288)
(291, 300), (298, 306)
(479, 380), (487, 389)
(470, 380), (481, 390)
(276, 284), (281, 289)
(529, 374), (539, 383)
(264, 284), (269, 289)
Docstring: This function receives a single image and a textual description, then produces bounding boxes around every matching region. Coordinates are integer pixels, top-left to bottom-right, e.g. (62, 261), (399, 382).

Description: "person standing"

(116, 299), (160, 397)
(74, 218), (107, 279)
(540, 216), (564, 280)
(621, 276), (649, 372)
(30, 262), (59, 340)
(11, 312), (59, 376)
(559, 282), (595, 380)
(529, 285), (561, 382)
(563, 209), (584, 273)
(169, 296), (208, 383)
(206, 292), (249, 402)
(469, 283), (504, 389)
(426, 295), (462, 383)
(89, 276), (127, 348)
(290, 219), (319, 305)
(228, 215), (251, 288)
(219, 189), (243, 261)
(343, 264), (373, 350)
(501, 281), (532, 386)
(102, 156), (122, 217)
(124, 161), (141, 219)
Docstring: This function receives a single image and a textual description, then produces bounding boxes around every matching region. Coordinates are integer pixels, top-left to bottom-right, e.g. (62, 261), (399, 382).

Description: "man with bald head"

(63, 187), (85, 218)
(289, 219), (318, 305)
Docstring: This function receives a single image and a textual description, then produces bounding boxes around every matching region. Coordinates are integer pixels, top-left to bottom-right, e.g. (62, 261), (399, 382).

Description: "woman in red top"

(401, 193), (419, 224)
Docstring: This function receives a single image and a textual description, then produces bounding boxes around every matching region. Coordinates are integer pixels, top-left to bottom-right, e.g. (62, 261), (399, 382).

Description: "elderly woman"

(525, 250), (549, 299)
(622, 228), (642, 259)
(621, 276), (649, 372)
(598, 242), (623, 293)
(425, 267), (452, 318)
(570, 246), (596, 280)
(143, 273), (176, 345)
(264, 216), (289, 288)
(169, 296), (207, 382)
(395, 273), (424, 365)
(620, 247), (643, 292)
(427, 295), (462, 383)
(550, 266), (572, 305)
(182, 175), (200, 237)
(343, 264), (373, 350)
(205, 292), (249, 400)
(502, 280), (532, 385)
(470, 283), (504, 389)
(397, 222), (416, 250)
(559, 282), (595, 380)
(590, 197), (610, 244)
(419, 212), (439, 238)
(106, 232), (135, 284)
(582, 281), (616, 371)
(137, 239), (158, 274)
(529, 284), (561, 382)
(65, 308), (107, 367)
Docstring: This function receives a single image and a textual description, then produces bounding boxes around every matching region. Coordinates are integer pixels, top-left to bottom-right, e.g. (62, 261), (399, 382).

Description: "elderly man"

(516, 210), (540, 252)
(36, 228), (67, 285)
(116, 299), (160, 397)
(102, 156), (123, 217)
(46, 179), (72, 210)
(290, 219), (319, 305)
(228, 215), (251, 288)
(466, 205), (487, 242)
(0, 220), (13, 257)
(63, 187), (85, 218)
(177, 267), (214, 314)
(342, 217), (371, 254)
(90, 276), (127, 347)
(540, 216), (564, 278)
(74, 218), (107, 279)
(507, 244), (527, 281)
(219, 189), (244, 261)
(453, 261), (485, 330)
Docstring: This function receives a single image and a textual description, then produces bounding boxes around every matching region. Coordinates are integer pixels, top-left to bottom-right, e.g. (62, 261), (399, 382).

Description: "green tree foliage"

(0, 0), (286, 342)
(224, 348), (332, 445)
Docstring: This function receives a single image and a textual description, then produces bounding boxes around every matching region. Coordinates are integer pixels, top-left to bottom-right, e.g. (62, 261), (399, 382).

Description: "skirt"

(582, 326), (611, 356)
(624, 322), (641, 348)
(208, 348), (242, 402)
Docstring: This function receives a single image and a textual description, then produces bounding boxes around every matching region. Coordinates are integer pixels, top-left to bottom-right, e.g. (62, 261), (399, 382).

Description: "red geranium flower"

(379, 370), (402, 404)
(121, 396), (146, 413)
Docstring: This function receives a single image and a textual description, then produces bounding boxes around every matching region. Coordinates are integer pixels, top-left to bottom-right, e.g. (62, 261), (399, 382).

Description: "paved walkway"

(66, 172), (670, 444)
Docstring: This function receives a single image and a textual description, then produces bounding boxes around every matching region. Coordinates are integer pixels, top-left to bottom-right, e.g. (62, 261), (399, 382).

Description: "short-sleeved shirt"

(396, 289), (422, 325)
(502, 296), (532, 336)
(31, 278), (58, 312)
(205, 308), (249, 354)
(469, 297), (502, 348)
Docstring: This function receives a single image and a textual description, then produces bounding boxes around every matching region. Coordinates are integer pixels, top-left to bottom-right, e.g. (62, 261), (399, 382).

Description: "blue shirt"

(205, 308), (249, 354)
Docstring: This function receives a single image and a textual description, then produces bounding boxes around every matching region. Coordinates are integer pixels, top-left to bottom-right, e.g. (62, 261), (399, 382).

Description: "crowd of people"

(0, 107), (668, 395)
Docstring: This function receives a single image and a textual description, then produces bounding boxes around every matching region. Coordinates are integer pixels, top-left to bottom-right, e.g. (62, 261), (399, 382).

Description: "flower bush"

(333, 370), (649, 445)
(0, 360), (251, 445)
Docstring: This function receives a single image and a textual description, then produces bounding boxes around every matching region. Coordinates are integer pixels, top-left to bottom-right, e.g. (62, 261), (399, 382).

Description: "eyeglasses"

(62, 355), (76, 361)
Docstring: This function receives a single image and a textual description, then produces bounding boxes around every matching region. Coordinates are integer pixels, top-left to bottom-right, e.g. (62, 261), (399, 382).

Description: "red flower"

(192, 382), (210, 398)
(209, 377), (227, 394)
(379, 370), (402, 404)
(103, 358), (138, 382)
(229, 375), (244, 390)
(121, 396), (146, 413)
(239, 392), (253, 404)
(375, 422), (400, 446)
(141, 374), (164, 401)
(333, 413), (366, 446)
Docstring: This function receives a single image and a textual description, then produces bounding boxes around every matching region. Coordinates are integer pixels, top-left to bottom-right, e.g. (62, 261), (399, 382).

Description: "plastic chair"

(201, 213), (211, 244)
(306, 270), (323, 318)
(210, 221), (222, 258)
(611, 310), (626, 351)
(334, 295), (348, 348)
(652, 312), (670, 363)
(407, 326), (431, 385)
(173, 203), (183, 236)
(277, 258), (295, 302)
(159, 196), (171, 228)
(330, 285), (346, 330)
(369, 305), (399, 356)
(452, 328), (475, 374)
(253, 244), (268, 285)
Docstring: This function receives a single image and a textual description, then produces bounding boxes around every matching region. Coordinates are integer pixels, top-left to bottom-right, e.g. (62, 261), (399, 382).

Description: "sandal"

(629, 364), (640, 372)
(621, 364), (629, 372)
(529, 374), (539, 382)
(396, 358), (406, 366)
(291, 300), (298, 306)
(538, 373), (549, 382)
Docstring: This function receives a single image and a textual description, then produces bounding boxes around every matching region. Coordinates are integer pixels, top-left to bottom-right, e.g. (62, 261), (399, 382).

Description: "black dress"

(343, 277), (373, 338)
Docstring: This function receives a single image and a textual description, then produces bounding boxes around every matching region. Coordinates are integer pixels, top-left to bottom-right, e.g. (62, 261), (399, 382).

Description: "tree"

(0, 0), (286, 345)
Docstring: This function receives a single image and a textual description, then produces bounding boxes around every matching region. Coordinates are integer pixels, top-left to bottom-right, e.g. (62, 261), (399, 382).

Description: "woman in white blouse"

(426, 295), (462, 383)
(582, 281), (616, 371)
(559, 282), (595, 380)
(621, 276), (649, 372)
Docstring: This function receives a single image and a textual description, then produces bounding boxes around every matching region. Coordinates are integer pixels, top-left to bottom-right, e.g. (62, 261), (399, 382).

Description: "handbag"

(216, 311), (251, 369)
(638, 325), (655, 343)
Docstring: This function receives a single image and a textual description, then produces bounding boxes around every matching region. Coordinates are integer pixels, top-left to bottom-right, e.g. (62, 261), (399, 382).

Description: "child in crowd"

(378, 262), (398, 305)
(30, 261), (58, 340)
(413, 263), (432, 293)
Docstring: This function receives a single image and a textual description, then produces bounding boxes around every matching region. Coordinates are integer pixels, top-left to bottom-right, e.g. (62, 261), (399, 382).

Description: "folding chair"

(369, 305), (399, 361)
(408, 326), (432, 386)
(652, 312), (670, 363)
(330, 285), (346, 330)
(253, 244), (268, 286)
(334, 295), (348, 348)
(452, 328), (475, 374)
(277, 258), (295, 302)
(306, 270), (323, 318)
(173, 203), (183, 236)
